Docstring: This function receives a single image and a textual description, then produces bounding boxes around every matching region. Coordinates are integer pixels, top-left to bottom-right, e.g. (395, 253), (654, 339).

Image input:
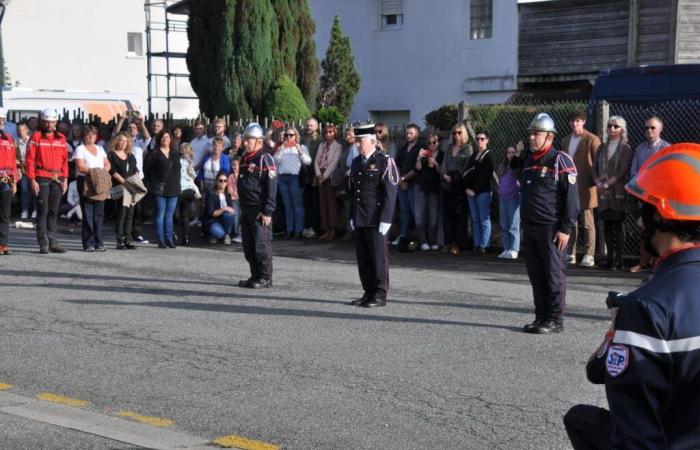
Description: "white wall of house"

(3, 0), (198, 118)
(309, 0), (518, 126)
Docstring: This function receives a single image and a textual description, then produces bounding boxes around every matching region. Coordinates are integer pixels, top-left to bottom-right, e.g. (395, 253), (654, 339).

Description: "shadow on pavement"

(63, 298), (524, 331)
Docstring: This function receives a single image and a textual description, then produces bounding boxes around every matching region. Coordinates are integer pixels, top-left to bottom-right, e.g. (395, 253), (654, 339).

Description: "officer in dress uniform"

(564, 143), (700, 449)
(348, 124), (399, 307)
(0, 107), (18, 255)
(512, 113), (579, 334)
(237, 123), (277, 289)
(26, 109), (69, 254)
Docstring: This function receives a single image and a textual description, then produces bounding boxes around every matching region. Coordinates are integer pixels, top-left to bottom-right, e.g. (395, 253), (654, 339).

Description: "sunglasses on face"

(607, 124), (620, 129)
(217, 179), (228, 183)
(452, 131), (462, 135)
(644, 126), (656, 130)
(285, 133), (295, 137)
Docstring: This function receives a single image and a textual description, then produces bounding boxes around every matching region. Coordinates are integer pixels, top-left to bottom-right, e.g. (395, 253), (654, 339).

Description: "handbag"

(110, 185), (124, 200)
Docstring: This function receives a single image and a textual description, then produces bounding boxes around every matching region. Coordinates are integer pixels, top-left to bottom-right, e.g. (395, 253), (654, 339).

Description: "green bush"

(266, 76), (312, 121)
(315, 106), (346, 125)
(425, 104), (458, 131)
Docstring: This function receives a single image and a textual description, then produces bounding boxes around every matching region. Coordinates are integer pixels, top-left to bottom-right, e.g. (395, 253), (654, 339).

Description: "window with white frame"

(127, 32), (143, 57)
(381, 0), (403, 29)
(470, 0), (492, 40)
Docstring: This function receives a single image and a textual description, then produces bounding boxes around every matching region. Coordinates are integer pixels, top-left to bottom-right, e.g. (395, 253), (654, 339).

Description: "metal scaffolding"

(144, 0), (194, 118)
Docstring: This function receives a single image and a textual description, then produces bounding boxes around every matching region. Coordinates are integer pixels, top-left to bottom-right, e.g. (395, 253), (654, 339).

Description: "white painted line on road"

(0, 391), (223, 449)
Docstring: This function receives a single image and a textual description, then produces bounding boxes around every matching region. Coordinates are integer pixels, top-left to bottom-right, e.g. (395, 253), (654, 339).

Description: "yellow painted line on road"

(116, 410), (175, 428)
(0, 382), (13, 390)
(36, 392), (89, 408)
(212, 434), (280, 450)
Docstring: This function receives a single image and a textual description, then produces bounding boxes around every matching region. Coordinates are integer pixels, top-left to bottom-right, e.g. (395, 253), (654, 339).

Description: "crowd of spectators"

(4, 109), (669, 271)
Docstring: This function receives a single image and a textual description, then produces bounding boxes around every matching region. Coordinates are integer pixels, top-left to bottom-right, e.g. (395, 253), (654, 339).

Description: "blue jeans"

(499, 196), (521, 252)
(19, 175), (37, 215)
(154, 195), (178, 242)
(467, 191), (492, 249)
(397, 185), (415, 238)
(209, 211), (236, 239)
(278, 174), (305, 233)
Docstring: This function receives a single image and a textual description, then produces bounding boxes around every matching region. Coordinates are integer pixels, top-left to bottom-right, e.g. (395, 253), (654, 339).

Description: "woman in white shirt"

(274, 126), (311, 238)
(74, 125), (111, 252)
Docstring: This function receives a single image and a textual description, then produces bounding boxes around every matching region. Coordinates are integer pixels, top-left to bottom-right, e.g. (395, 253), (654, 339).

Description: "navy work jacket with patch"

(237, 149), (277, 217)
(511, 147), (580, 234)
(587, 246), (700, 449)
(349, 151), (397, 228)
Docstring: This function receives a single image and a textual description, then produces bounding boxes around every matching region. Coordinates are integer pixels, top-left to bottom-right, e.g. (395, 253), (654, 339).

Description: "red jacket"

(0, 132), (17, 181)
(26, 131), (68, 180)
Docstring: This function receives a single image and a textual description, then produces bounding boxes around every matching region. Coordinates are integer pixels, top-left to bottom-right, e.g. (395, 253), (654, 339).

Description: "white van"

(3, 87), (146, 122)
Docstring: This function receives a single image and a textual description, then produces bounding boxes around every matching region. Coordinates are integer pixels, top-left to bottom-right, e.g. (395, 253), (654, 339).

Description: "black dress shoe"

(523, 319), (543, 333)
(166, 241), (177, 249)
(350, 292), (370, 306)
(250, 279), (272, 289)
(40, 246), (49, 254)
(238, 278), (253, 288)
(124, 241), (137, 250)
(361, 297), (386, 308)
(158, 240), (168, 249)
(49, 245), (66, 253)
(534, 320), (563, 334)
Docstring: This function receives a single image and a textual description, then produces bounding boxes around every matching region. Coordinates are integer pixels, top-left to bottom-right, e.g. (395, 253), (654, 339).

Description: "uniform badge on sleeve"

(605, 344), (629, 377)
(567, 174), (577, 185)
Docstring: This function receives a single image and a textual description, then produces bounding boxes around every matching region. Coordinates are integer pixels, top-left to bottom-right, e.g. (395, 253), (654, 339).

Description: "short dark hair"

(569, 110), (586, 122)
(475, 129), (490, 139)
(406, 123), (421, 133)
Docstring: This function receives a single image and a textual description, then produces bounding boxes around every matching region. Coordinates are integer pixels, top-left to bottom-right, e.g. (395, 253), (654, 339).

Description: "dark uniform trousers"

(355, 227), (389, 300)
(240, 205), (273, 281)
(523, 224), (566, 324)
(0, 182), (12, 246)
(563, 405), (611, 450)
(36, 178), (63, 247)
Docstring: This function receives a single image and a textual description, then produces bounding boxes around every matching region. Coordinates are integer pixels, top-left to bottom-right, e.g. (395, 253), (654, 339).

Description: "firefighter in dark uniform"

(237, 123), (277, 289)
(512, 113), (579, 334)
(25, 108), (69, 254)
(348, 124), (399, 307)
(564, 143), (700, 449)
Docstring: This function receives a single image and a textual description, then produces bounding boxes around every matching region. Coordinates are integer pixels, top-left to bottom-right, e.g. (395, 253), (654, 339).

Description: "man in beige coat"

(560, 110), (601, 267)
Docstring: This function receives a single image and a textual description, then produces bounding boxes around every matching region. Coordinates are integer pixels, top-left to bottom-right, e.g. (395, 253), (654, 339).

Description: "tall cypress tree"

(292, 0), (320, 110)
(186, 0), (318, 118)
(186, 0), (239, 117)
(317, 16), (360, 118)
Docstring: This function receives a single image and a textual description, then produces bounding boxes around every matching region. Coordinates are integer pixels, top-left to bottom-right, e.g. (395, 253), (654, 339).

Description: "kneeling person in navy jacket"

(348, 124), (399, 307)
(564, 143), (700, 449)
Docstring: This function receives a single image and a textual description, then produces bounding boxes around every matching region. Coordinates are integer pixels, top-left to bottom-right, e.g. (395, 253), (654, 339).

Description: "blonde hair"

(180, 142), (194, 159)
(109, 131), (133, 155)
(449, 123), (469, 146)
(285, 126), (301, 145)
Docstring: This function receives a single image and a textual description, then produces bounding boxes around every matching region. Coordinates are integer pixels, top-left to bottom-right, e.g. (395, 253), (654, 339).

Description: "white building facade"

(3, 0), (198, 118)
(309, 0), (518, 125)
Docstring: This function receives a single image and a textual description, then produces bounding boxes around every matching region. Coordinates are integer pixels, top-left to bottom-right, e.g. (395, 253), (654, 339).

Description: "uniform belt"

(37, 166), (63, 182)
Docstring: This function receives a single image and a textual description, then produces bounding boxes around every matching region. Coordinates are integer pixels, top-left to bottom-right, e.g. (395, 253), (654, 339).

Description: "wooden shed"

(516, 0), (699, 99)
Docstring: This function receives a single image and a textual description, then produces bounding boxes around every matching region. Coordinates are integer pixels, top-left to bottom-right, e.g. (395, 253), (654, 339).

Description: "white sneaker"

(189, 218), (201, 227)
(420, 243), (430, 251)
(391, 236), (400, 246)
(508, 251), (519, 259)
(567, 254), (576, 264)
(580, 255), (595, 267)
(31, 211), (37, 219)
(232, 235), (242, 243)
(497, 250), (507, 258)
(223, 235), (232, 245)
(20, 211), (28, 219)
(431, 245), (439, 251)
